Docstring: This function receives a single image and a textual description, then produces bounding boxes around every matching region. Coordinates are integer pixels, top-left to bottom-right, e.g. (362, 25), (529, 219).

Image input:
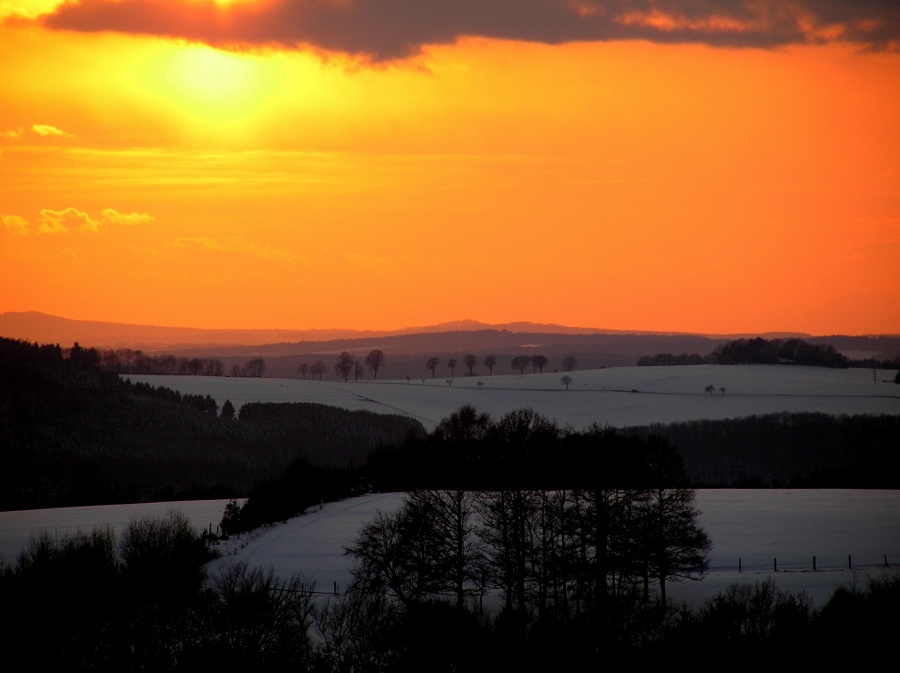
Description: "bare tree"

(297, 363), (309, 380)
(640, 486), (711, 606)
(335, 351), (354, 382)
(365, 349), (385, 378)
(561, 375), (572, 390)
(244, 358), (266, 378)
(483, 354), (497, 375)
(705, 384), (716, 395)
(447, 358), (458, 377)
(310, 360), (327, 380)
(563, 356), (577, 372)
(406, 490), (483, 611)
(531, 355), (548, 373)
(511, 355), (530, 374)
(463, 353), (478, 376)
(425, 356), (440, 378)
(346, 508), (434, 607)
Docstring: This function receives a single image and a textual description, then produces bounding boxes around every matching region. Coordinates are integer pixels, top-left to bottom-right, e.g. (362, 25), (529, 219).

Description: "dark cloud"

(35, 0), (900, 60)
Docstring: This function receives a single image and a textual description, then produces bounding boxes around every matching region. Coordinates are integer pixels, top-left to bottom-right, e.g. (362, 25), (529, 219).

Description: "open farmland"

(126, 364), (900, 433)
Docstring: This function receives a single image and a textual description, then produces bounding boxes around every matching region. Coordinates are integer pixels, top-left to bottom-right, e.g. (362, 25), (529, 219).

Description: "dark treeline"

(0, 337), (423, 511)
(638, 335), (900, 369)
(96, 347), (227, 375)
(95, 347), (272, 378)
(220, 405), (900, 537)
(363, 407), (689, 493)
(220, 406), (695, 533)
(620, 413), (900, 488)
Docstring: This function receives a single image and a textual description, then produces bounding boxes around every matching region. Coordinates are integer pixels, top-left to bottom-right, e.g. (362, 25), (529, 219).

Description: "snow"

(3, 490), (899, 612)
(125, 364), (899, 432)
(2, 364), (896, 612)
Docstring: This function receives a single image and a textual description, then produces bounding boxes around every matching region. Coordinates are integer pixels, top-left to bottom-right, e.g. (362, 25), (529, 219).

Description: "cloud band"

(33, 0), (900, 60)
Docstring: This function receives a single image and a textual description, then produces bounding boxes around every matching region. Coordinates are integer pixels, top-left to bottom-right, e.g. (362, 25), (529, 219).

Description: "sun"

(168, 46), (255, 105)
(140, 42), (277, 130)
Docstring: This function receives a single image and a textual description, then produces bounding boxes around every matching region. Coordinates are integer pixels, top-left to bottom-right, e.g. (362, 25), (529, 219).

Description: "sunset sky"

(1, 1), (898, 335)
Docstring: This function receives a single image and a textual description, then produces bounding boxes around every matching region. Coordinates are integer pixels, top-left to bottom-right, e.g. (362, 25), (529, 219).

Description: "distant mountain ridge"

(0, 311), (818, 350)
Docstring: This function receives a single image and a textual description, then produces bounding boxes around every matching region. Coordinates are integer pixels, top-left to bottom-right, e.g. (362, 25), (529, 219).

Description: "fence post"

(886, 554), (890, 568)
(813, 555), (816, 571)
(333, 581), (338, 596)
(848, 555), (852, 570)
(774, 557), (777, 572)
(738, 557), (742, 573)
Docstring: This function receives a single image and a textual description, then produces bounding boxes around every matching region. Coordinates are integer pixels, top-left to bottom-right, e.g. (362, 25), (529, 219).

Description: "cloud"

(1, 207), (155, 234)
(39, 207), (102, 232)
(172, 235), (303, 264)
(1, 214), (30, 235)
(31, 0), (900, 60)
(0, 128), (22, 139)
(101, 208), (155, 225)
(31, 124), (72, 137)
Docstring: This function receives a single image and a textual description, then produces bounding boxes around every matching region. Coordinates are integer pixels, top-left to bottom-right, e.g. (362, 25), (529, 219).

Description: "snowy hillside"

(127, 364), (899, 432)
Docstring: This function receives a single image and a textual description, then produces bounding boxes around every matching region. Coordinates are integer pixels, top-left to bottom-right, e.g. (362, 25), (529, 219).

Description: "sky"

(1, 1), (898, 335)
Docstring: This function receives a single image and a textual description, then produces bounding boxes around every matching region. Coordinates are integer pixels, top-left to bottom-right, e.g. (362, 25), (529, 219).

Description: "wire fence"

(707, 552), (896, 574)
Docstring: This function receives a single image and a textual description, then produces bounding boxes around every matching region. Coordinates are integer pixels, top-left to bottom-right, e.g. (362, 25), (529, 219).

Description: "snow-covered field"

(126, 364), (899, 432)
(2, 490), (899, 611)
(2, 365), (896, 612)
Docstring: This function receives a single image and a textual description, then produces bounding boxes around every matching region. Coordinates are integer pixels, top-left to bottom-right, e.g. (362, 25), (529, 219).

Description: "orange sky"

(1, 1), (898, 335)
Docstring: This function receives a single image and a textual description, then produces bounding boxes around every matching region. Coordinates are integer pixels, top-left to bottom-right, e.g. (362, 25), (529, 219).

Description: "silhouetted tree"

(561, 375), (572, 390)
(346, 507), (436, 607)
(636, 440), (711, 606)
(365, 350), (385, 378)
(531, 355), (548, 373)
(463, 354), (478, 376)
(483, 354), (497, 375)
(221, 399), (236, 419)
(512, 355), (530, 374)
(297, 363), (309, 379)
(244, 358), (266, 378)
(563, 356), (577, 371)
(335, 352), (354, 382)
(426, 357), (440, 378)
(434, 405), (492, 444)
(310, 360), (327, 380)
(406, 490), (483, 611)
(447, 358), (458, 377)
(212, 561), (316, 667)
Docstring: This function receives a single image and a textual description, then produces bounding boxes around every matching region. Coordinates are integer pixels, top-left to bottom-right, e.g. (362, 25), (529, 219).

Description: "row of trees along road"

(299, 351), (578, 382)
(427, 354), (578, 378)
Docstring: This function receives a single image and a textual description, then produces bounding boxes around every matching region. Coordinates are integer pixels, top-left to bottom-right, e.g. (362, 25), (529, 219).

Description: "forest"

(0, 337), (423, 511)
